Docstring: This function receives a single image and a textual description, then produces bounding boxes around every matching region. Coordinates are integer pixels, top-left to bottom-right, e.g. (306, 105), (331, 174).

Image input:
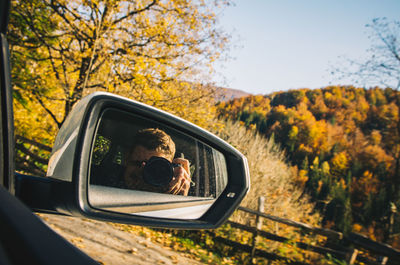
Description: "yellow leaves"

(357, 144), (393, 172)
(331, 86), (343, 99)
(330, 151), (349, 177)
(321, 161), (330, 175)
(338, 178), (347, 190)
(296, 102), (312, 121)
(288, 125), (298, 140)
(12, 0), (231, 146)
(307, 120), (328, 150)
(312, 156), (319, 168)
(366, 225), (378, 241)
(363, 170), (373, 179)
(324, 91), (333, 101)
(353, 223), (363, 233)
(317, 180), (324, 194)
(298, 143), (312, 154)
(218, 86), (400, 248)
(352, 170), (380, 198)
(356, 96), (370, 114)
(380, 102), (399, 121)
(297, 169), (309, 185)
(14, 87), (63, 145)
(370, 130), (382, 145)
(125, 81), (218, 130)
(248, 123), (256, 131)
(310, 94), (329, 115)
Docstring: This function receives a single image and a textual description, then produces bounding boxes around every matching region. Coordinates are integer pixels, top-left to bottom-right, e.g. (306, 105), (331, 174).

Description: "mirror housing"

(16, 92), (250, 229)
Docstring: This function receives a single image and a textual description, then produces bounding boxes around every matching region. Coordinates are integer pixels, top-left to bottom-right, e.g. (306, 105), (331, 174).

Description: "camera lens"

(143, 156), (174, 187)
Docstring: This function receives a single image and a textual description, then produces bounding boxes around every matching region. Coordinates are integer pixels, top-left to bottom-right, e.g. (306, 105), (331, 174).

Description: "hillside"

(214, 87), (251, 102)
(218, 86), (400, 247)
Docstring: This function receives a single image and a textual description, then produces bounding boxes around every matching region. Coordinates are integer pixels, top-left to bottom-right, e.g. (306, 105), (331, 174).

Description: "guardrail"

(218, 197), (400, 265)
(15, 135), (51, 177)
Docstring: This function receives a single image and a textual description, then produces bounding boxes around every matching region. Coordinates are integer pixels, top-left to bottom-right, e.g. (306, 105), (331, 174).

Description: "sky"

(212, 0), (400, 95)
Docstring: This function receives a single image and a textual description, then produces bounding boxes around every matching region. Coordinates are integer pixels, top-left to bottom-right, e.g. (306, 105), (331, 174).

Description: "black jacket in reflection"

(90, 163), (169, 194)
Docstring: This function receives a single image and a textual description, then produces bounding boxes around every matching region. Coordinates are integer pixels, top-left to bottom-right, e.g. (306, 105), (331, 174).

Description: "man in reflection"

(123, 128), (191, 196)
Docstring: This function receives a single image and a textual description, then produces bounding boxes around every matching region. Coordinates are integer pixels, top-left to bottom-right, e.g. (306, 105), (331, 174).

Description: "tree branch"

(111, 0), (157, 25)
(32, 90), (62, 128)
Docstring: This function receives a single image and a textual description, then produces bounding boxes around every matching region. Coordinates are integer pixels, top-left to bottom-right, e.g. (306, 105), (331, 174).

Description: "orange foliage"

(352, 171), (381, 200)
(218, 86), (400, 244)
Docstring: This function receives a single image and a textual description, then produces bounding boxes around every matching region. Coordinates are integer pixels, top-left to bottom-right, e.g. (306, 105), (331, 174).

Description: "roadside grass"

(110, 222), (331, 264)
(110, 223), (238, 264)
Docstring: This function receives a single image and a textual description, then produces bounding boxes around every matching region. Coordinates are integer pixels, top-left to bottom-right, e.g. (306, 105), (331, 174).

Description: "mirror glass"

(88, 108), (228, 219)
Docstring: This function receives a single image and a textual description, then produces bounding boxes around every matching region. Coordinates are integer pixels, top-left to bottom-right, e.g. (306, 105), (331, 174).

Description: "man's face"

(123, 145), (170, 189)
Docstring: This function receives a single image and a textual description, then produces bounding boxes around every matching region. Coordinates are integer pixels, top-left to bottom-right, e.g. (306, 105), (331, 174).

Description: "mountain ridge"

(214, 87), (251, 102)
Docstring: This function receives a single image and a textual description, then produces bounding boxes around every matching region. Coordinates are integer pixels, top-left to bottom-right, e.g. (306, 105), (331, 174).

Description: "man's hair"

(131, 128), (175, 160)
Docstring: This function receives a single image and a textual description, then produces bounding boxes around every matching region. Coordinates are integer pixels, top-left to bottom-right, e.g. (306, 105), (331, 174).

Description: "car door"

(0, 1), (99, 264)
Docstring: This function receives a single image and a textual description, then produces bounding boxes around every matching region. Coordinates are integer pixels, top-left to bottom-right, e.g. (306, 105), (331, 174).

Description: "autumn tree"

(9, 0), (230, 143)
(217, 86), (400, 244)
(334, 18), (400, 218)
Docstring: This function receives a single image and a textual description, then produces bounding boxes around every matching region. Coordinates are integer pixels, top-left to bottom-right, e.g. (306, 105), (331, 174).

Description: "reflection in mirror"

(88, 108), (228, 219)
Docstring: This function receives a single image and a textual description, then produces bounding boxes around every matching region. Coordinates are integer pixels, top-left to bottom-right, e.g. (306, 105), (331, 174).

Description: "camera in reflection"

(143, 156), (180, 187)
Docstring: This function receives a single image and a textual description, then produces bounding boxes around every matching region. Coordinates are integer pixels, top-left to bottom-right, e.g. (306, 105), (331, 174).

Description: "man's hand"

(168, 158), (191, 196)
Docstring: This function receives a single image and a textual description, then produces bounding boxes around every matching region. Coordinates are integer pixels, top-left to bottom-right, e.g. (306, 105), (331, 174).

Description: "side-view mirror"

(16, 92), (250, 229)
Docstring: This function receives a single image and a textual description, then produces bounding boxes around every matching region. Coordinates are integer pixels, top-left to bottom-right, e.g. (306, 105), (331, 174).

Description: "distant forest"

(218, 86), (400, 246)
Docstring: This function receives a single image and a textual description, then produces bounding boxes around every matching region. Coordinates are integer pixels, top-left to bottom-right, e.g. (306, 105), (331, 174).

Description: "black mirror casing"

(18, 92), (250, 229)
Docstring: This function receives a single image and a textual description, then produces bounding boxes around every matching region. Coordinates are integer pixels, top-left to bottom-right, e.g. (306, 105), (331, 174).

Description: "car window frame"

(0, 0), (14, 193)
(0, 1), (101, 264)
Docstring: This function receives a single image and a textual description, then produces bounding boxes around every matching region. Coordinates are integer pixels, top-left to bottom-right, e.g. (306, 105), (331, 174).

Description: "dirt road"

(39, 213), (204, 265)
